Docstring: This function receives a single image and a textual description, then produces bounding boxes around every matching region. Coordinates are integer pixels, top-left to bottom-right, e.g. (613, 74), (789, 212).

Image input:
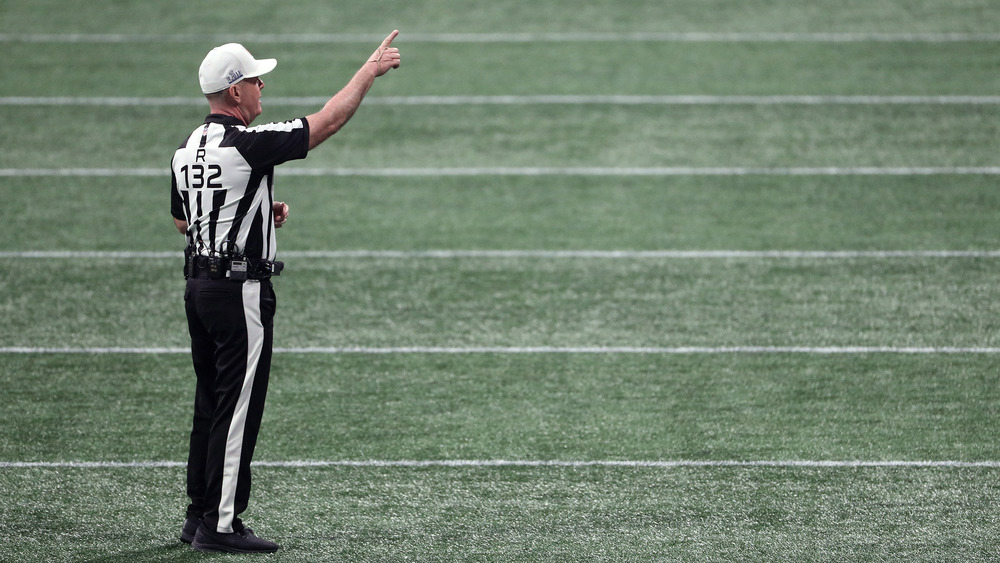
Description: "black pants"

(183, 277), (276, 534)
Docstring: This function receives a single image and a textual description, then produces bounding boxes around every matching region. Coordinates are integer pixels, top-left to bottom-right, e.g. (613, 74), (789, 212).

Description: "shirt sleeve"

(170, 156), (186, 221)
(229, 117), (311, 170)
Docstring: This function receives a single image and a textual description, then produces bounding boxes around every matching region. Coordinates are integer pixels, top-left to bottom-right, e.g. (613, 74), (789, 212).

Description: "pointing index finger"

(382, 29), (399, 47)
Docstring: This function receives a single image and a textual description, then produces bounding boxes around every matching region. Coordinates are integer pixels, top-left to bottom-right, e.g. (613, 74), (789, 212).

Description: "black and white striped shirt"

(170, 114), (310, 262)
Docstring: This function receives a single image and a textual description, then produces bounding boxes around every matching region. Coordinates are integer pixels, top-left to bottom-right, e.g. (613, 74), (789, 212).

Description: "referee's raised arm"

(306, 30), (401, 150)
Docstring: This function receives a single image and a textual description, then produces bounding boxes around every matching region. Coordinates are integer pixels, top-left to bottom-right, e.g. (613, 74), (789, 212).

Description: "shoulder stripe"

(243, 118), (306, 134)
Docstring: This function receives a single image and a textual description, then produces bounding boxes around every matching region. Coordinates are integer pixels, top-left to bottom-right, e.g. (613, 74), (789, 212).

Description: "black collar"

(205, 114), (245, 126)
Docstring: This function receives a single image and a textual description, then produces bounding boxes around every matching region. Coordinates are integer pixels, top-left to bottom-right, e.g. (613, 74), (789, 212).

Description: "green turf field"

(2, 0), (1000, 561)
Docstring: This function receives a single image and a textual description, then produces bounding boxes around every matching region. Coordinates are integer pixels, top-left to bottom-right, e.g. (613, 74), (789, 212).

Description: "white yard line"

(2, 32), (1000, 43)
(2, 346), (999, 355)
(1, 459), (998, 469)
(3, 95), (1000, 106)
(1, 250), (999, 259)
(4, 167), (1000, 177)
(277, 250), (1000, 259)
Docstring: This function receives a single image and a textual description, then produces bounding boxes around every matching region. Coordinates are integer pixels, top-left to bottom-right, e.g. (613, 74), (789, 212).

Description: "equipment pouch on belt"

(184, 246), (196, 278)
(228, 260), (248, 281)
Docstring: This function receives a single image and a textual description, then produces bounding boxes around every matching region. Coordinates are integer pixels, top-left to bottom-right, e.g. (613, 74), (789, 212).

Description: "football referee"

(170, 31), (400, 554)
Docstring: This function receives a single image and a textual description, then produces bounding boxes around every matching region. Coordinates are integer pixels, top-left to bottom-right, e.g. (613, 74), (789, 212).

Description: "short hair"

(205, 89), (229, 103)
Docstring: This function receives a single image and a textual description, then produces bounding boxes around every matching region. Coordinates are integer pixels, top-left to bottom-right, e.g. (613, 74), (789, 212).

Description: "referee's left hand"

(273, 201), (289, 228)
(369, 30), (401, 77)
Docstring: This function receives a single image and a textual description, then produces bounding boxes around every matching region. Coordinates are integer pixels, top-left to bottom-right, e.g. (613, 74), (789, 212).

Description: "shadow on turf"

(80, 541), (209, 562)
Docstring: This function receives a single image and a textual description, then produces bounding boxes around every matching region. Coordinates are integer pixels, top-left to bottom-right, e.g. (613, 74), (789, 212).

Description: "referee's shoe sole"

(191, 524), (280, 553)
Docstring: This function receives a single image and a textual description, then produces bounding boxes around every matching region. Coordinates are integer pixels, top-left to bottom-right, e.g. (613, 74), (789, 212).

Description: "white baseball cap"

(198, 43), (277, 94)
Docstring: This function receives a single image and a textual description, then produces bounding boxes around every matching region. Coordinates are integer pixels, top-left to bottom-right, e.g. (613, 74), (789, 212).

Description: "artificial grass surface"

(3, 104), (998, 169)
(3, 464), (1000, 562)
(3, 256), (1000, 348)
(3, 0), (999, 560)
(6, 175), (1000, 251)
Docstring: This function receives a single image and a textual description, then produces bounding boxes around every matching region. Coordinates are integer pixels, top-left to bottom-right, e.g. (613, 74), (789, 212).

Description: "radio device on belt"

(184, 245), (283, 281)
(228, 260), (248, 281)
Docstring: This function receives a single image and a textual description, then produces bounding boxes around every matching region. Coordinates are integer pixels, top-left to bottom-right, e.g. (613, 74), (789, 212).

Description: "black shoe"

(192, 524), (280, 553)
(179, 517), (200, 544)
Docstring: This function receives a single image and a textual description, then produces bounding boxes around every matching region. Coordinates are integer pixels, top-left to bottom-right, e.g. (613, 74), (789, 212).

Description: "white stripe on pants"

(217, 280), (265, 534)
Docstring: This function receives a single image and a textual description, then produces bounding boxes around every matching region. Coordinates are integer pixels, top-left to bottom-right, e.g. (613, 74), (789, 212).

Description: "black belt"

(185, 255), (284, 281)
